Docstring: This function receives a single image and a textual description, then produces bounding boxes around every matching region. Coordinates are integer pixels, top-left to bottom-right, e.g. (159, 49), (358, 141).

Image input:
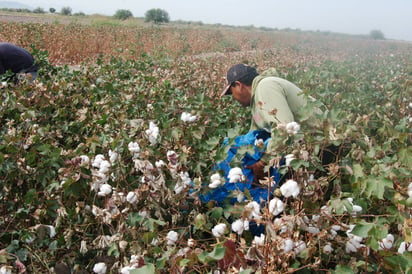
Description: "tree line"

(0, 6), (170, 24)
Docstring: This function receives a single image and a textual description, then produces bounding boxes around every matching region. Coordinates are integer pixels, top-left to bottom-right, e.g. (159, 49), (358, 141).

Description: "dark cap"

(221, 64), (258, 96)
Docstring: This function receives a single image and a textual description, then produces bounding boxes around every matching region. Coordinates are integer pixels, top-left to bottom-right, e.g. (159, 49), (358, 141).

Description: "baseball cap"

(221, 64), (258, 96)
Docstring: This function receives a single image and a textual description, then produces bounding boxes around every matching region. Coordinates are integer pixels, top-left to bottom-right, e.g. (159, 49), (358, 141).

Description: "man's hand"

(245, 160), (267, 184)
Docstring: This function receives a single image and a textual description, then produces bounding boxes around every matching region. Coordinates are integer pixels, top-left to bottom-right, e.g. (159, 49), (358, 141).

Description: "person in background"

(221, 63), (319, 182)
(0, 42), (38, 83)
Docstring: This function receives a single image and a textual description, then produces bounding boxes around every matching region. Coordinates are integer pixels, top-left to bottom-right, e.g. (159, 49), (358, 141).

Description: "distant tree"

(73, 12), (86, 16)
(370, 29), (385, 40)
(49, 8), (56, 13)
(60, 6), (72, 16)
(144, 8), (170, 24)
(33, 7), (45, 14)
(113, 9), (133, 20)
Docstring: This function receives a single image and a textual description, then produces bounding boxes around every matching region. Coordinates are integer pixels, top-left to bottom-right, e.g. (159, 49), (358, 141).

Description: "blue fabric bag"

(200, 130), (281, 204)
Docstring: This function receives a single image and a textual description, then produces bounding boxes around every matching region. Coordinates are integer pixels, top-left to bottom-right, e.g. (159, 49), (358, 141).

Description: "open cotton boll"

(323, 242), (333, 253)
(253, 234), (265, 246)
(166, 230), (179, 245)
(128, 142), (140, 154)
(97, 183), (112, 196)
(284, 154), (295, 166)
(282, 238), (294, 253)
(93, 262), (107, 274)
(269, 197), (284, 216)
(181, 112), (197, 122)
(408, 182), (412, 198)
(246, 201), (261, 219)
(228, 167), (243, 183)
(145, 121), (159, 144)
(398, 241), (412, 254)
(212, 223), (226, 238)
(379, 234), (394, 250)
(92, 154), (105, 168)
(208, 173), (223, 188)
(285, 121), (300, 135)
(231, 219), (249, 235)
(294, 240), (307, 254)
(280, 179), (300, 198)
(126, 191), (138, 204)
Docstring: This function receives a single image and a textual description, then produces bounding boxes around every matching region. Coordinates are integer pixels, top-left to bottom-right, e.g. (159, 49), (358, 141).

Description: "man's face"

(231, 81), (252, 107)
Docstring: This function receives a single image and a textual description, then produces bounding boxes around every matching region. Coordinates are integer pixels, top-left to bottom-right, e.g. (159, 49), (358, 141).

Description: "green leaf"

(332, 264), (354, 274)
(130, 263), (155, 274)
(398, 147), (412, 167)
(361, 176), (393, 199)
(198, 246), (226, 263)
(351, 221), (374, 238)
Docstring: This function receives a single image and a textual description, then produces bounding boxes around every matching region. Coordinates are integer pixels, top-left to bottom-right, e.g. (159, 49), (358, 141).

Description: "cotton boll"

(80, 155), (90, 166)
(323, 242), (333, 253)
(269, 197), (284, 216)
(306, 226), (320, 234)
(93, 262), (107, 274)
(212, 223), (226, 238)
(97, 183), (112, 196)
(208, 173), (223, 188)
(231, 219), (249, 235)
(98, 160), (111, 174)
(397, 242), (412, 254)
(253, 234), (265, 246)
(46, 225), (56, 238)
(228, 167), (243, 183)
(145, 121), (159, 144)
(92, 154), (105, 168)
(408, 182), (412, 198)
(294, 240), (306, 254)
(280, 179), (300, 198)
(126, 191), (138, 204)
(352, 205), (363, 213)
(166, 230), (179, 245)
(285, 121), (300, 135)
(0, 266), (12, 274)
(284, 154), (295, 166)
(246, 201), (261, 219)
(282, 238), (294, 253)
(128, 142), (141, 153)
(379, 234), (394, 250)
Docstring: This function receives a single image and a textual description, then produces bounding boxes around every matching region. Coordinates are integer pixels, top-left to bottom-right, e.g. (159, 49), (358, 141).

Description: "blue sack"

(200, 130), (281, 204)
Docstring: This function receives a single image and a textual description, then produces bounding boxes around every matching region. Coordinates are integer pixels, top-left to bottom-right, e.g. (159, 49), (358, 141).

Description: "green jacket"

(250, 68), (307, 132)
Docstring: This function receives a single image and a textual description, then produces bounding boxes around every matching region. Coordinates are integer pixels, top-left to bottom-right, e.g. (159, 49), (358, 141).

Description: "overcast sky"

(8, 0), (412, 41)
